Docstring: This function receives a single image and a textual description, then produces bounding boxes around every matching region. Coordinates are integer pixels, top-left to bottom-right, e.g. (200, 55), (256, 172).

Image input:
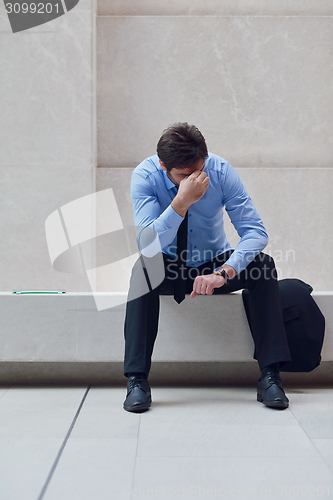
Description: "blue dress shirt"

(130, 153), (268, 274)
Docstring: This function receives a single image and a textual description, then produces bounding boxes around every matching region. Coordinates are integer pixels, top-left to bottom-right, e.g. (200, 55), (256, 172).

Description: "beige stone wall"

(97, 0), (333, 169)
(0, 0), (96, 292)
(0, 0), (332, 292)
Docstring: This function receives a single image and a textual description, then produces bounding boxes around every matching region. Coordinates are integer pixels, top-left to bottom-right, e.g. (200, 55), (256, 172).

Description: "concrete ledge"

(0, 292), (332, 384)
(0, 292), (332, 361)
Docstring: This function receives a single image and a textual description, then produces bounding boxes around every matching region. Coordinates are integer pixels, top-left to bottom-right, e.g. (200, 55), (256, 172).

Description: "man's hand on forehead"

(185, 168), (205, 179)
(179, 168), (208, 184)
(171, 169), (210, 217)
(178, 169), (209, 197)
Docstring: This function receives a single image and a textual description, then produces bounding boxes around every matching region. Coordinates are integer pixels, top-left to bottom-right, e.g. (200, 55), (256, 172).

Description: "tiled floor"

(1, 386), (333, 500)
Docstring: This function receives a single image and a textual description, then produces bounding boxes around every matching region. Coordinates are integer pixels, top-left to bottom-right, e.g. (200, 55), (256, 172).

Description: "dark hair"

(156, 122), (208, 171)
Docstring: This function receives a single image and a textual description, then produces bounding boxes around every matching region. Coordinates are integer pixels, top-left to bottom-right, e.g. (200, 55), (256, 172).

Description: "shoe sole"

(123, 396), (152, 413)
(123, 402), (151, 413)
(257, 393), (289, 409)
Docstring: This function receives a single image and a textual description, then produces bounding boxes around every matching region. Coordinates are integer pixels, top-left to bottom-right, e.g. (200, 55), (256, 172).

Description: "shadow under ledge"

(0, 361), (332, 387)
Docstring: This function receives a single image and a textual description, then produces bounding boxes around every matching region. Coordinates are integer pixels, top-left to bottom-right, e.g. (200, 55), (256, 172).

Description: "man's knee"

(247, 253), (277, 281)
(255, 252), (275, 267)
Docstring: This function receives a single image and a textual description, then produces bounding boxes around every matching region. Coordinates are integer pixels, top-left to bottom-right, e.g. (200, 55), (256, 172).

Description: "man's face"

(159, 159), (206, 186)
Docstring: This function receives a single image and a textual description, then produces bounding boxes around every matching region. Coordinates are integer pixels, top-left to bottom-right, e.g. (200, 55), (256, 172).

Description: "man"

(123, 122), (291, 412)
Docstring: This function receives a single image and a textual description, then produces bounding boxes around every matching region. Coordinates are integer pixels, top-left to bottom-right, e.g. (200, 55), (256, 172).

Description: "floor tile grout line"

(36, 385), (91, 500)
(0, 387), (11, 401)
(129, 414), (142, 494)
(311, 439), (333, 477)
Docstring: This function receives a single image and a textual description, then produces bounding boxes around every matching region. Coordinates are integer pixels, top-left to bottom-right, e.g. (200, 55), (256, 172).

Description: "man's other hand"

(190, 274), (225, 298)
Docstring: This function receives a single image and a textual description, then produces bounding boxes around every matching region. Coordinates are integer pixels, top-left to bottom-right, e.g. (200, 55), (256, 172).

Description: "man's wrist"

(222, 264), (237, 279)
(212, 265), (237, 283)
(213, 267), (230, 284)
(171, 196), (191, 218)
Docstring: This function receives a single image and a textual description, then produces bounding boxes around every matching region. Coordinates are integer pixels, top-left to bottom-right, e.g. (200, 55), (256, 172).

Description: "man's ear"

(159, 159), (167, 172)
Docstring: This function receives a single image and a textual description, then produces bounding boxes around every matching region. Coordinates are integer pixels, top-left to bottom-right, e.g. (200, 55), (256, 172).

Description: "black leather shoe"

(123, 375), (152, 413)
(257, 371), (289, 410)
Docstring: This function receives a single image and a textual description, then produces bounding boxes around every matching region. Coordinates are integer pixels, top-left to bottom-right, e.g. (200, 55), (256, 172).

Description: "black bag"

(242, 278), (325, 372)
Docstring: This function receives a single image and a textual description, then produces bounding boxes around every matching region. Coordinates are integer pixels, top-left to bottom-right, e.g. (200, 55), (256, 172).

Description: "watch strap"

(213, 267), (229, 284)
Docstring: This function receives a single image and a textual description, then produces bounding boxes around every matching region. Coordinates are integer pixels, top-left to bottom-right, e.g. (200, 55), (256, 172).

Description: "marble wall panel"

(0, 0), (96, 290)
(0, 0), (94, 167)
(96, 167), (134, 227)
(97, 15), (333, 169)
(0, 165), (95, 291)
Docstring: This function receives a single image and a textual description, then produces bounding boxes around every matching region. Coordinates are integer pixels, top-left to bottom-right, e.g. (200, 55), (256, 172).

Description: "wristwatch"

(213, 266), (230, 284)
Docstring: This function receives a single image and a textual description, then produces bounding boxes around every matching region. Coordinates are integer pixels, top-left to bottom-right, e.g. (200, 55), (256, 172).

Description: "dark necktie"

(174, 211), (188, 304)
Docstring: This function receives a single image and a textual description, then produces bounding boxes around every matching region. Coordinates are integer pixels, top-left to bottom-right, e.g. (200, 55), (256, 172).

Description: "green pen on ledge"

(12, 291), (66, 294)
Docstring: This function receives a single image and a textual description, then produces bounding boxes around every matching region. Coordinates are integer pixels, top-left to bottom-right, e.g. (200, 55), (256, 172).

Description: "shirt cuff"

(223, 251), (259, 276)
(160, 204), (184, 229)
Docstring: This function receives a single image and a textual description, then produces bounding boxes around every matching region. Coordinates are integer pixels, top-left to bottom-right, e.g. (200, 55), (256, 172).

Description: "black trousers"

(124, 250), (292, 378)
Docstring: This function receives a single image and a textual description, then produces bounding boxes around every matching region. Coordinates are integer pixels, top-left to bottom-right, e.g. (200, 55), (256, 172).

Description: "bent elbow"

(262, 232), (269, 248)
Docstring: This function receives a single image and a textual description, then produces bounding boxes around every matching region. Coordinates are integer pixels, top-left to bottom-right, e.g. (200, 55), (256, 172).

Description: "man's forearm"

(223, 228), (269, 275)
(171, 196), (191, 218)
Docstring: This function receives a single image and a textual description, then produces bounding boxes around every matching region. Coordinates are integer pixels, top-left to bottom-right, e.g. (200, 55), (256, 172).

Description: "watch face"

(213, 267), (223, 273)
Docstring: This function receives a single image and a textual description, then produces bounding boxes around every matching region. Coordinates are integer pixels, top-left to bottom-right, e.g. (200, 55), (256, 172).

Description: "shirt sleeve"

(221, 163), (269, 274)
(131, 171), (184, 253)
